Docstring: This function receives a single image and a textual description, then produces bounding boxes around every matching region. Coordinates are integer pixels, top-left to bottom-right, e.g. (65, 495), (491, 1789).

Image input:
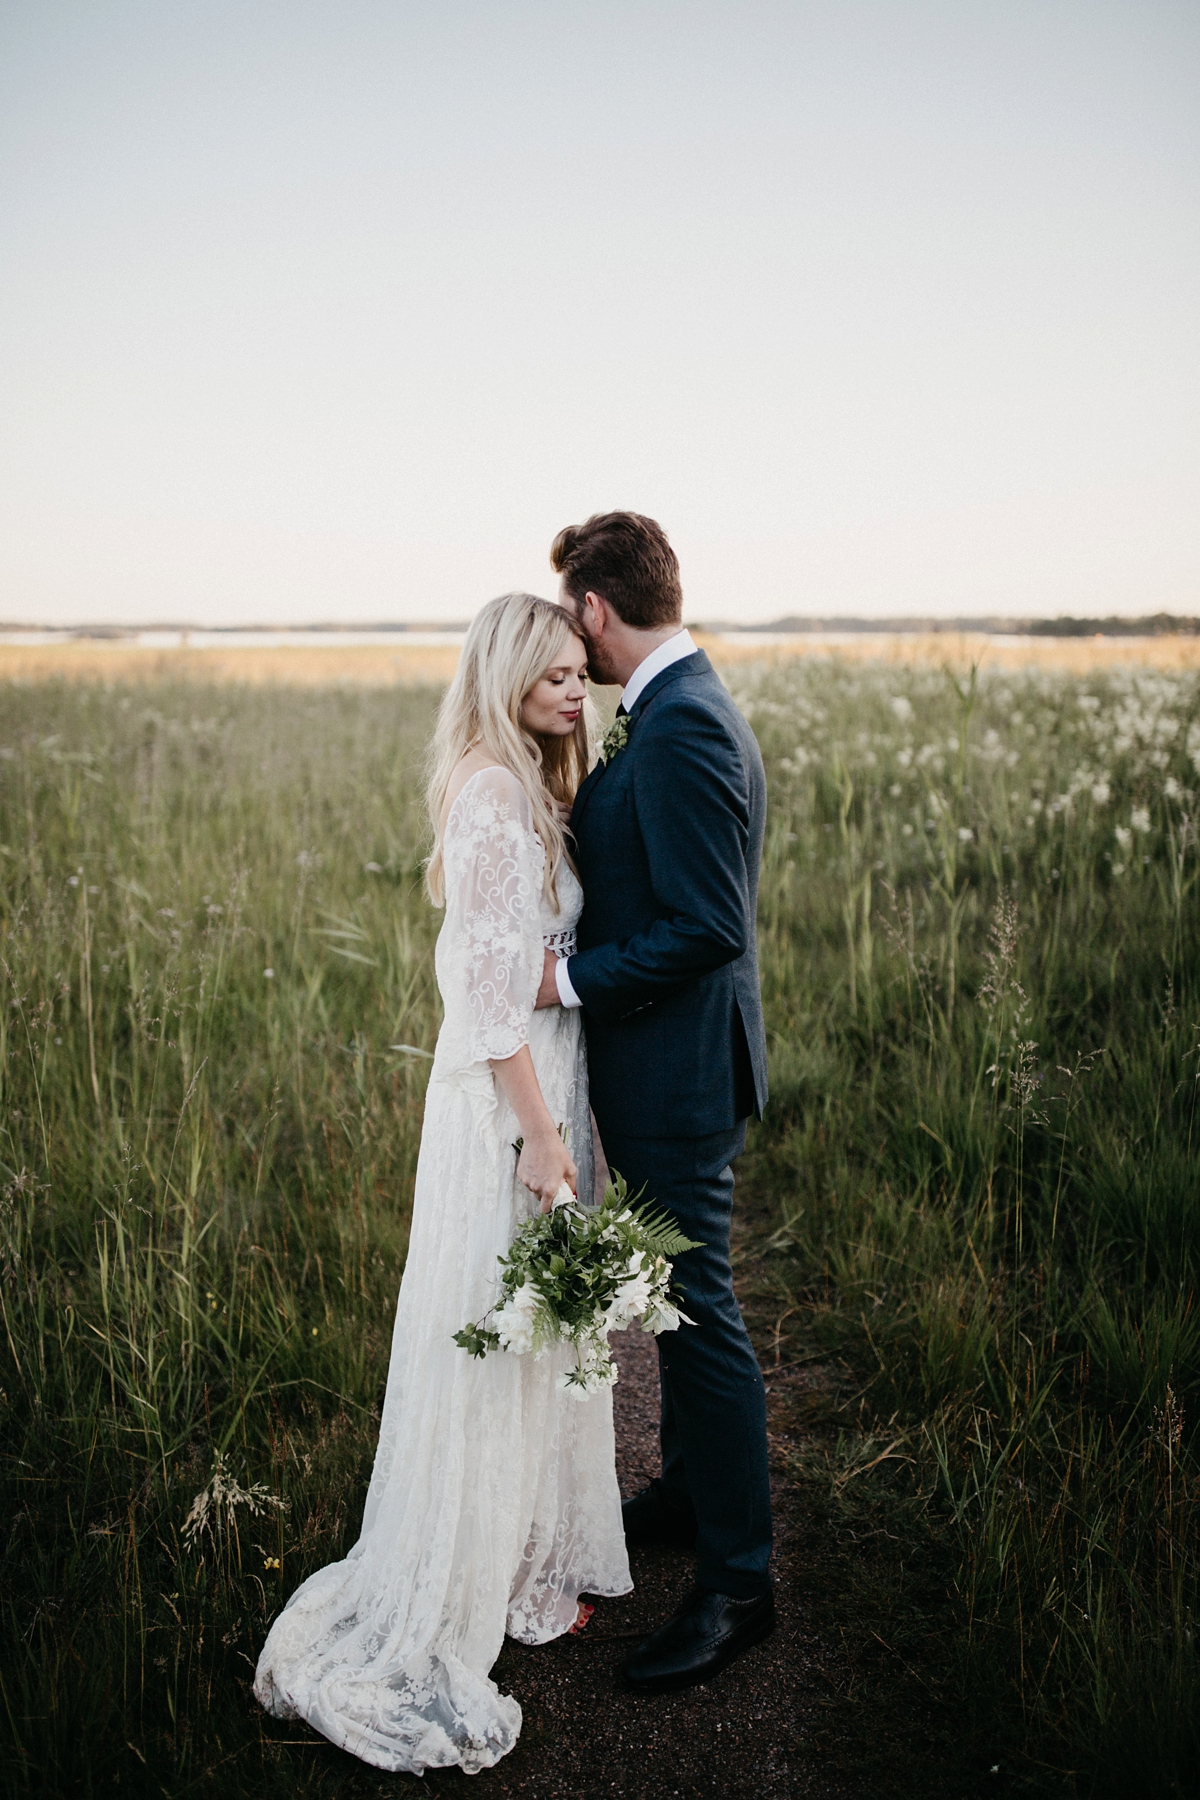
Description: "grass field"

(1, 651), (1197, 1796)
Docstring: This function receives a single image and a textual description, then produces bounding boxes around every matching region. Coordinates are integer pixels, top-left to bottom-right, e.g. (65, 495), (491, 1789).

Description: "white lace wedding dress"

(254, 765), (631, 1775)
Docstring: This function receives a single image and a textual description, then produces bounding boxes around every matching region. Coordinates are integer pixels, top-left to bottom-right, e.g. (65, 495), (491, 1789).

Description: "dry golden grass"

(694, 630), (1200, 674)
(1, 631), (1197, 686)
(0, 640), (463, 685)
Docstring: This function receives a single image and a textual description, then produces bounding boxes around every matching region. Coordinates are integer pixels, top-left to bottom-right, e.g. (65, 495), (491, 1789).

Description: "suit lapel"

(572, 651), (713, 832)
(571, 755), (609, 831)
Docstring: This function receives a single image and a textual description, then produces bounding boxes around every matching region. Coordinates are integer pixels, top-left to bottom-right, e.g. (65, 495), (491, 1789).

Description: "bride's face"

(520, 644), (588, 740)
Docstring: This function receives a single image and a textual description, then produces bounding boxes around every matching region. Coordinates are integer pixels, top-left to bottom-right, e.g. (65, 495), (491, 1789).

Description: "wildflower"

(957, 827), (974, 844)
(1131, 807), (1152, 833)
(365, 861), (383, 873)
(1090, 781), (1110, 804)
(182, 1453), (288, 1549)
(263, 1556), (282, 1571)
(264, 968), (275, 979)
(1164, 777), (1182, 801)
(1114, 826), (1132, 851)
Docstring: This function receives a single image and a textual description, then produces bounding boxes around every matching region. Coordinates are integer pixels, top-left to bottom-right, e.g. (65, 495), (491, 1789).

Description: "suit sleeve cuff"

(555, 956), (583, 1009)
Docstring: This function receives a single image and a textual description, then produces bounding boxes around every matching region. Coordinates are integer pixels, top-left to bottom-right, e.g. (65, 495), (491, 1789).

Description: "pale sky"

(1, 0), (1197, 626)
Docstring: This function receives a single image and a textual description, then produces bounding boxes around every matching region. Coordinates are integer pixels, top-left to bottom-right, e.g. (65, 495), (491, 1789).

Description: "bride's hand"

(516, 1126), (577, 1214)
(534, 948), (561, 1011)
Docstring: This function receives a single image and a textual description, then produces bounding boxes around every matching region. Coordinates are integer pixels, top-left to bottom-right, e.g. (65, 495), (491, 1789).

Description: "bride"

(254, 593), (632, 1773)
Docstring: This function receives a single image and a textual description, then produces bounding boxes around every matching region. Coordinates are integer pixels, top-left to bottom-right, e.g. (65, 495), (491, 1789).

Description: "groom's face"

(557, 578), (622, 687)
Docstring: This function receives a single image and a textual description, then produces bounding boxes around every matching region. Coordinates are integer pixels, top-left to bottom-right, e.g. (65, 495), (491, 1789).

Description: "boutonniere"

(599, 716), (630, 764)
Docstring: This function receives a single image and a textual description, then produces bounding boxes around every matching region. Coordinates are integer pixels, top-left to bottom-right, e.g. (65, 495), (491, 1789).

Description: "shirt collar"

(619, 629), (697, 714)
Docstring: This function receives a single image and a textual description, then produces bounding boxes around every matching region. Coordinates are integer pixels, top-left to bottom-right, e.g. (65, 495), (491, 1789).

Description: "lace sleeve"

(440, 767), (546, 1064)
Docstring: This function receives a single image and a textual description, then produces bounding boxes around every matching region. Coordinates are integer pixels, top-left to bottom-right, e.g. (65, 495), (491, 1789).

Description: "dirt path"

(412, 1329), (850, 1800)
(269, 1308), (970, 1798)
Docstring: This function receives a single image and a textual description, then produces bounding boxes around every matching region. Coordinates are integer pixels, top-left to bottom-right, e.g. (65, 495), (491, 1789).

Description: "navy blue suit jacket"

(566, 649), (768, 1141)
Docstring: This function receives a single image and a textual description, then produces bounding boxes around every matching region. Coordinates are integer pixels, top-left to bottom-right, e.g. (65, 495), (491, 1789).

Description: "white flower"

(1090, 781), (1110, 805)
(493, 1280), (540, 1356)
(957, 827), (974, 844)
(889, 696), (913, 721)
(1114, 826), (1132, 851)
(640, 1297), (694, 1335)
(1131, 807), (1152, 833)
(1164, 776), (1182, 801)
(556, 1342), (618, 1398)
(605, 1257), (657, 1331)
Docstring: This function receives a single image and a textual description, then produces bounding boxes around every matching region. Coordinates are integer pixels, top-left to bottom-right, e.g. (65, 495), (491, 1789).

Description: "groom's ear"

(581, 591), (607, 634)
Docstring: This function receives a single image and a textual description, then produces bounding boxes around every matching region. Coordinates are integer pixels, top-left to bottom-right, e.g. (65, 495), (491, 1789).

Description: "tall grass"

(0, 683), (443, 1796)
(0, 662), (1197, 1795)
(738, 657), (1200, 1794)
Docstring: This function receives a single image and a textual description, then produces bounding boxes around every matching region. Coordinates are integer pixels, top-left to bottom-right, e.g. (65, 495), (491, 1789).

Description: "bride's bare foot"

(567, 1601), (595, 1636)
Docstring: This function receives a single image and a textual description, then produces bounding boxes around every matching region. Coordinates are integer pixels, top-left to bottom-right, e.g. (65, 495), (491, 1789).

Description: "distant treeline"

(704, 612), (1200, 637)
(5, 613), (1196, 639)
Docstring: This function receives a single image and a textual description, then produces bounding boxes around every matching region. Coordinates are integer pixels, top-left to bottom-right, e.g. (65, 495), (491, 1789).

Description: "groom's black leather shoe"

(621, 1481), (698, 1550)
(619, 1584), (776, 1694)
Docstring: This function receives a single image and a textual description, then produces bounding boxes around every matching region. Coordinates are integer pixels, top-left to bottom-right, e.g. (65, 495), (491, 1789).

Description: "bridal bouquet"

(453, 1175), (701, 1398)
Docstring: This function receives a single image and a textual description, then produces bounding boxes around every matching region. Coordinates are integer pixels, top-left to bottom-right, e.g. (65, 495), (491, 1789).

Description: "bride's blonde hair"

(426, 593), (593, 907)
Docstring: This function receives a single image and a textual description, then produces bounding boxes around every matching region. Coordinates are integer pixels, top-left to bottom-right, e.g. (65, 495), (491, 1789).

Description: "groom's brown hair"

(550, 512), (682, 629)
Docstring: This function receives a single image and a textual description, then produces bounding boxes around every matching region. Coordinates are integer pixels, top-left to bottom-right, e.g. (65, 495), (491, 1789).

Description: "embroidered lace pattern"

(253, 766), (631, 1775)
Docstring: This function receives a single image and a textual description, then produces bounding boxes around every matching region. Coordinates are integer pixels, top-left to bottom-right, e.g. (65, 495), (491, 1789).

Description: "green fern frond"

(627, 1202), (703, 1259)
(599, 1172), (704, 1258)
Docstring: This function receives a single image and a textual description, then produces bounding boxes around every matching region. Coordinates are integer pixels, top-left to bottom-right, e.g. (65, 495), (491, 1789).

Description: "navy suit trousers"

(598, 1120), (773, 1598)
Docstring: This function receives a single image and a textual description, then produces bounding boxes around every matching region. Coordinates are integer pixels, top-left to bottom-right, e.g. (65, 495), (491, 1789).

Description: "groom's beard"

(581, 635), (622, 689)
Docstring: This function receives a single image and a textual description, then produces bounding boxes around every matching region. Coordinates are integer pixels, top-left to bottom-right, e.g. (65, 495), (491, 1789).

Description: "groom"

(534, 511), (774, 1692)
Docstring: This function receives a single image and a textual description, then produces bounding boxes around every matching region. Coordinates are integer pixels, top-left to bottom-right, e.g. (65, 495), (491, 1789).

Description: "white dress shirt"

(554, 629), (697, 1009)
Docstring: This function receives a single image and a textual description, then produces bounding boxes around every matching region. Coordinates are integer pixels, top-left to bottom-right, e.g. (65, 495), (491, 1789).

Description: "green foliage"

(0, 660), (1197, 1795)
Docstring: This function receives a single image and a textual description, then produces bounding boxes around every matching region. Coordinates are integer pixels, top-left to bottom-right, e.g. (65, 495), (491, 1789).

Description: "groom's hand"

(534, 948), (560, 1010)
